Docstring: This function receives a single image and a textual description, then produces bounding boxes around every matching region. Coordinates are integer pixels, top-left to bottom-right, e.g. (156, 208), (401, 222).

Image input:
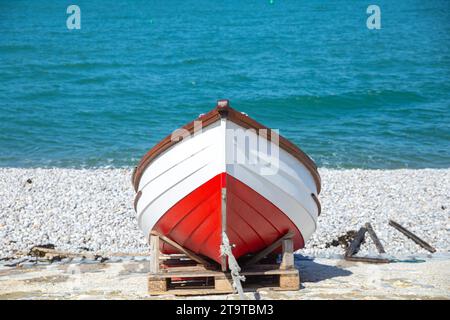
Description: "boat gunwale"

(132, 103), (322, 195)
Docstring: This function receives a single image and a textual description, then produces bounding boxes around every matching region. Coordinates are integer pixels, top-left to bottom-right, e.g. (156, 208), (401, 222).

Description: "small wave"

(142, 57), (234, 69)
(0, 44), (35, 53)
(43, 61), (132, 71)
(242, 90), (427, 112)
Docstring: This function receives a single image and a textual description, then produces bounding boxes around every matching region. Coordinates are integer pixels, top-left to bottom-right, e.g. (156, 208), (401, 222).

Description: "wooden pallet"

(148, 260), (300, 296)
(148, 231), (300, 296)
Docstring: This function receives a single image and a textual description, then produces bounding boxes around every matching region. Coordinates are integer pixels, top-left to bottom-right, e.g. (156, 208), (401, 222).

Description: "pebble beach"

(0, 168), (449, 260)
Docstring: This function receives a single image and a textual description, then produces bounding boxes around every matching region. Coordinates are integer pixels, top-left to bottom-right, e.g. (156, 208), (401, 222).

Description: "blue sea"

(1, 0), (449, 169)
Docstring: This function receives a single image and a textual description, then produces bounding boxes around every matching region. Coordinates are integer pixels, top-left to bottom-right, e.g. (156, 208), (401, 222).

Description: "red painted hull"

(153, 173), (304, 264)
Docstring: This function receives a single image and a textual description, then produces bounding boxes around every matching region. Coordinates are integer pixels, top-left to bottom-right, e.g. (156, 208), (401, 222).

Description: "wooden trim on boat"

(131, 166), (137, 185)
(132, 102), (321, 194)
(220, 104), (321, 193)
(311, 193), (321, 216)
(132, 107), (221, 192)
(134, 191), (142, 211)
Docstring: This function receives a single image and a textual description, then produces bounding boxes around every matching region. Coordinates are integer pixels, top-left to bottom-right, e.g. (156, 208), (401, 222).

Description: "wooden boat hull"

(133, 102), (321, 265)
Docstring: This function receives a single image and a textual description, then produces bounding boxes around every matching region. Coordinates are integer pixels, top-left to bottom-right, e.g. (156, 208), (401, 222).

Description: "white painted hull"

(135, 118), (319, 246)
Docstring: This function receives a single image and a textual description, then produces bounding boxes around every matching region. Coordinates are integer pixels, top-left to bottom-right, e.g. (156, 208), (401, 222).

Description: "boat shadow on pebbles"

(294, 255), (352, 284)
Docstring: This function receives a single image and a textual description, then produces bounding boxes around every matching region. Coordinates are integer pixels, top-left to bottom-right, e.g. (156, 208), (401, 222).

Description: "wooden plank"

(389, 220), (436, 253)
(345, 226), (367, 257)
(279, 272), (300, 290)
(148, 271), (300, 295)
(161, 259), (198, 267)
(161, 265), (209, 273)
(160, 253), (187, 260)
(344, 256), (390, 264)
(215, 277), (234, 291)
(149, 234), (160, 274)
(151, 267), (298, 279)
(148, 277), (167, 292)
(243, 264), (280, 271)
(280, 238), (294, 270)
(365, 222), (386, 254)
(28, 247), (101, 260)
(147, 258), (301, 295)
(243, 230), (295, 267)
(151, 231), (212, 266)
(243, 269), (298, 276)
(149, 288), (233, 296)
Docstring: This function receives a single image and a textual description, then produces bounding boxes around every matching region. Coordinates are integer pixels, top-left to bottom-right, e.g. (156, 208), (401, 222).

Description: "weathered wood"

(149, 234), (160, 274)
(151, 231), (211, 266)
(29, 247), (95, 259)
(344, 256), (390, 264)
(215, 277), (234, 291)
(241, 264), (280, 271)
(345, 226), (367, 257)
(147, 259), (300, 295)
(280, 238), (294, 270)
(28, 246), (108, 262)
(365, 223), (386, 254)
(243, 230), (295, 267)
(279, 271), (300, 290)
(161, 258), (198, 268)
(161, 265), (209, 273)
(160, 253), (187, 259)
(150, 267), (298, 279)
(389, 220), (436, 253)
(148, 277), (167, 292)
(149, 288), (233, 296)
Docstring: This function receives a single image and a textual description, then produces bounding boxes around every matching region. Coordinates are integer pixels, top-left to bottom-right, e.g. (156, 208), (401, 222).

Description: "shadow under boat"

(293, 254), (352, 283)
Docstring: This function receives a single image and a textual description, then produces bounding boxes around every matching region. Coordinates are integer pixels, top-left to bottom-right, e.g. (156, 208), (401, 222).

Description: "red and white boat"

(132, 100), (321, 266)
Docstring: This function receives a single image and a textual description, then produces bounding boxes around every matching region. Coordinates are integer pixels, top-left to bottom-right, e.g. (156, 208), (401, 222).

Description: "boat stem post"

(221, 187), (227, 271)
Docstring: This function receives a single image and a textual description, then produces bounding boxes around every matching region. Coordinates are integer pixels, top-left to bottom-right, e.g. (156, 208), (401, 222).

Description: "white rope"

(220, 232), (246, 299)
